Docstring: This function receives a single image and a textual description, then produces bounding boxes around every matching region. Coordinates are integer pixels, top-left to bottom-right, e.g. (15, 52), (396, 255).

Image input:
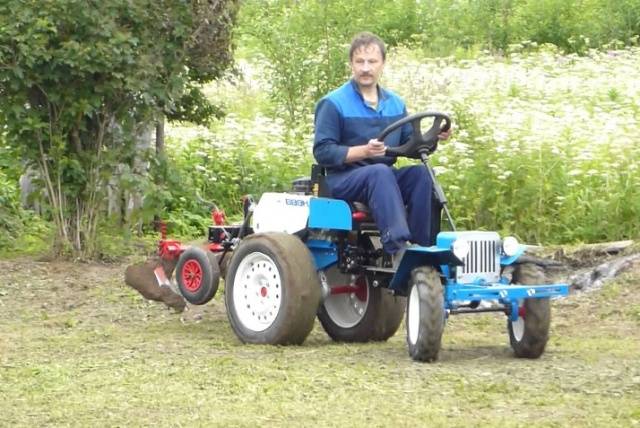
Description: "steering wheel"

(378, 112), (451, 159)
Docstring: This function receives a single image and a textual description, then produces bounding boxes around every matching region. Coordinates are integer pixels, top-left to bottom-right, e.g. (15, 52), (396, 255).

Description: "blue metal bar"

(445, 282), (569, 302)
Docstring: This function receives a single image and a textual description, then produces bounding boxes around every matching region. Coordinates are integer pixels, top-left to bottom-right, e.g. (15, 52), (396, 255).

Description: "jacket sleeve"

(313, 98), (349, 168)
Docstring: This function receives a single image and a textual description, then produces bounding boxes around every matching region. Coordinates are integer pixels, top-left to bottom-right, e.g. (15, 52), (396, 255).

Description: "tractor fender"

(500, 244), (526, 266)
(253, 193), (352, 234)
(389, 246), (463, 294)
(253, 193), (312, 234)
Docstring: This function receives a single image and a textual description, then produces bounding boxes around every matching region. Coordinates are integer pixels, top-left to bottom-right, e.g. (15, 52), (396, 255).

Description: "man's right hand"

(346, 139), (386, 162)
(365, 139), (386, 157)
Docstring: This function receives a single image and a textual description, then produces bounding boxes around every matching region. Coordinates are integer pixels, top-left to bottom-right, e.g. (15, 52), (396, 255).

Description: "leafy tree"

(238, 0), (421, 129)
(0, 0), (238, 258)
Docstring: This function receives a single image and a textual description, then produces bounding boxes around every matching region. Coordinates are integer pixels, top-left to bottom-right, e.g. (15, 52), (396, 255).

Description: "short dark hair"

(349, 32), (386, 62)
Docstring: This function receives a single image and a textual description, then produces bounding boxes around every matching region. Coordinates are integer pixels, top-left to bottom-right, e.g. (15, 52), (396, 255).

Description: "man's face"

(350, 44), (384, 89)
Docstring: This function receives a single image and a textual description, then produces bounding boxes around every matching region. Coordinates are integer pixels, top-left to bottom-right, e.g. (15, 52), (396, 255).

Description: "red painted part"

(182, 259), (203, 292)
(330, 285), (361, 295)
(518, 306), (526, 318)
(158, 239), (187, 260)
(208, 243), (224, 252)
(260, 287), (268, 298)
(159, 221), (167, 240)
(354, 276), (368, 301)
(213, 209), (226, 226)
(330, 277), (368, 302)
(352, 212), (368, 222)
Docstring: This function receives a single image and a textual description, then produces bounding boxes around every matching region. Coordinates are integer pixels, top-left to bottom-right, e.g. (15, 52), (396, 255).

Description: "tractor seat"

(351, 201), (373, 222)
(306, 164), (374, 223)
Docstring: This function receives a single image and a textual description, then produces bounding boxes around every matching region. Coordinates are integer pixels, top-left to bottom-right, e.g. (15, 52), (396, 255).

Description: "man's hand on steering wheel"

(438, 127), (452, 141)
(366, 139), (387, 157)
(378, 112), (452, 158)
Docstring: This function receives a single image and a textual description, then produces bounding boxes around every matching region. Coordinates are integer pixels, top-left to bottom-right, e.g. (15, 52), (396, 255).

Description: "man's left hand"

(438, 127), (452, 140)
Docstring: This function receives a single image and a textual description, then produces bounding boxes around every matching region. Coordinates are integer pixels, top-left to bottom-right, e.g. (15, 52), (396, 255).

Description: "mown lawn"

(0, 258), (638, 427)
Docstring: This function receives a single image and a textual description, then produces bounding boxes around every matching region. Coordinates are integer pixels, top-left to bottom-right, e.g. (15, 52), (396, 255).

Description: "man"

(313, 32), (451, 259)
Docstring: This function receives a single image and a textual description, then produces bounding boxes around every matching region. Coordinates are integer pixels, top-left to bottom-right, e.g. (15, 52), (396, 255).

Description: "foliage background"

(1, 0), (640, 254)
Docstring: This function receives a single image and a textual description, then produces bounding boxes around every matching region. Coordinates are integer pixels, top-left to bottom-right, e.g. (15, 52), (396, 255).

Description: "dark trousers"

(326, 164), (433, 254)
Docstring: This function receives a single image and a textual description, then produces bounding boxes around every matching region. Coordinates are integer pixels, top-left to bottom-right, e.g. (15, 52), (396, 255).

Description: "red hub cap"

(354, 277), (368, 302)
(518, 306), (526, 318)
(182, 260), (203, 292)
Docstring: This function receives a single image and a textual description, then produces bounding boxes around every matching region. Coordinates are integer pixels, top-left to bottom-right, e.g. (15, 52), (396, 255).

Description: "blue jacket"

(313, 79), (412, 173)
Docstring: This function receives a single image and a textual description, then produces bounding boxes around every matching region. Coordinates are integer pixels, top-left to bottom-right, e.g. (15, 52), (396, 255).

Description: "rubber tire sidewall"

(224, 232), (321, 345)
(371, 291), (405, 341)
(406, 267), (445, 362)
(176, 247), (220, 305)
(508, 263), (551, 359)
(317, 266), (406, 342)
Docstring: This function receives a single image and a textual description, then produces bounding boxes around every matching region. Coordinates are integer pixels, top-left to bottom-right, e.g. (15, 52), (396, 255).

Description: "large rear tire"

(406, 267), (444, 362)
(224, 233), (321, 345)
(317, 266), (405, 342)
(508, 263), (551, 358)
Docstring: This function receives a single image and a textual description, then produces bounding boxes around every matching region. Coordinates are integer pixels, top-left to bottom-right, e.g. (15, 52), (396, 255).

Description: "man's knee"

(405, 165), (430, 181)
(363, 164), (395, 183)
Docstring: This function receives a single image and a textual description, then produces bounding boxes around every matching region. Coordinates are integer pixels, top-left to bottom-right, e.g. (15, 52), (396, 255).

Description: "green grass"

(0, 258), (639, 427)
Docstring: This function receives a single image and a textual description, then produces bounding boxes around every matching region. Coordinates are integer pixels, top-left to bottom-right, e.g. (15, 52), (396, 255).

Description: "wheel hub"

(407, 284), (420, 345)
(321, 269), (370, 328)
(233, 252), (282, 332)
(182, 260), (203, 292)
(511, 301), (525, 341)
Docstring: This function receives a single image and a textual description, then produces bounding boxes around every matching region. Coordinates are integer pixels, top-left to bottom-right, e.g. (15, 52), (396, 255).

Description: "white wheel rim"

(511, 300), (524, 341)
(407, 285), (420, 345)
(322, 268), (369, 328)
(232, 252), (282, 332)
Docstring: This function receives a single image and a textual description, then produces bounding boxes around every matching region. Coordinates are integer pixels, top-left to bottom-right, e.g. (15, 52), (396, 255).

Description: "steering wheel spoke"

(378, 112), (451, 159)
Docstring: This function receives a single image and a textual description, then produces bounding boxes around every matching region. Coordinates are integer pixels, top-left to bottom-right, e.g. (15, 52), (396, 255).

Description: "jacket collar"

(349, 78), (389, 102)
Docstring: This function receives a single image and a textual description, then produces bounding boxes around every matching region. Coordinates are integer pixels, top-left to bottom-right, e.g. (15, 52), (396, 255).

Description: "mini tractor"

(158, 112), (569, 362)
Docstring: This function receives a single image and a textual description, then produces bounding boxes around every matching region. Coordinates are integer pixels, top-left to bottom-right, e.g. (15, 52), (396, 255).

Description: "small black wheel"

(406, 267), (445, 362)
(508, 263), (551, 358)
(176, 247), (220, 305)
(317, 267), (405, 342)
(224, 233), (321, 345)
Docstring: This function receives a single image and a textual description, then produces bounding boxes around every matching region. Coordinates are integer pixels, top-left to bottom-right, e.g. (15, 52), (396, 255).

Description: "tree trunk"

(156, 117), (165, 155)
(154, 117), (165, 231)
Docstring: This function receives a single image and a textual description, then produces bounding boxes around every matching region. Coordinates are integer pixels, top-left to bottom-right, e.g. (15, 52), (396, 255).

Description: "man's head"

(349, 32), (386, 90)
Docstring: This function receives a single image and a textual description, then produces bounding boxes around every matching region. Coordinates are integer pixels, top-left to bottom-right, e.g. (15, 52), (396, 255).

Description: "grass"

(0, 257), (639, 427)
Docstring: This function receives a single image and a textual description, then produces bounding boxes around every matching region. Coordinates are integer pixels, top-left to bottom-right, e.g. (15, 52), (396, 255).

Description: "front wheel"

(508, 263), (551, 358)
(406, 267), (445, 362)
(224, 233), (321, 345)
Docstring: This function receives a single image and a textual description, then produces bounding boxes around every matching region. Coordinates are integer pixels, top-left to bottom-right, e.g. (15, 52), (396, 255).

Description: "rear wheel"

(508, 263), (551, 358)
(317, 267), (405, 342)
(225, 233), (321, 345)
(176, 247), (220, 305)
(406, 267), (444, 362)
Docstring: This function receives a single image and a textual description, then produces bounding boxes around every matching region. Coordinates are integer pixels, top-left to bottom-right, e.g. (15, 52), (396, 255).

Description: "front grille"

(461, 240), (498, 274)
(456, 233), (501, 283)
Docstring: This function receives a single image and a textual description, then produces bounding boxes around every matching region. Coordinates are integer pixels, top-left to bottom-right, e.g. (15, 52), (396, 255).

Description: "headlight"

(452, 238), (470, 260)
(503, 236), (519, 256)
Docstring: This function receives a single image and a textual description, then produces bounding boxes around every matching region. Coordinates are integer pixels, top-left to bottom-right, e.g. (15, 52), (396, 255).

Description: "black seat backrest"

(310, 164), (332, 197)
